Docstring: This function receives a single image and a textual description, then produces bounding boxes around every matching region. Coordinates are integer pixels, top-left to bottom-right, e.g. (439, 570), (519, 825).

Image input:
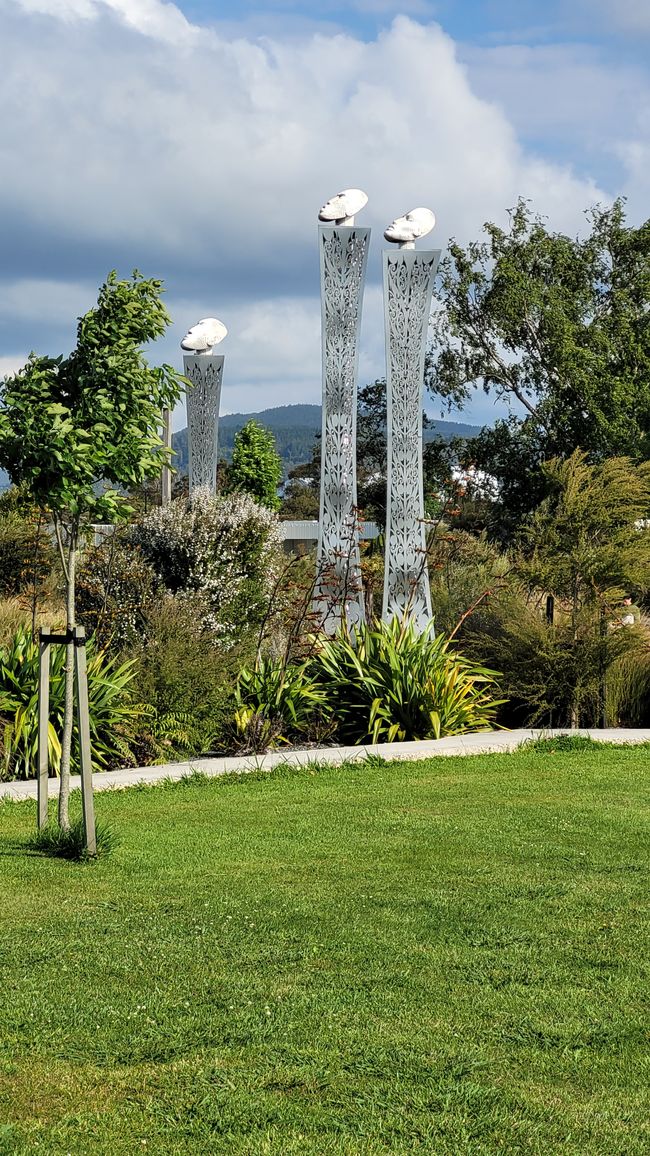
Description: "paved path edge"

(2, 728), (649, 801)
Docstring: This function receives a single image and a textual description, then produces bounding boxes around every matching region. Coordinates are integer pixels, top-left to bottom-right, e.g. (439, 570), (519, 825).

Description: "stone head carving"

(384, 207), (436, 248)
(181, 317), (228, 354)
(318, 188), (368, 226)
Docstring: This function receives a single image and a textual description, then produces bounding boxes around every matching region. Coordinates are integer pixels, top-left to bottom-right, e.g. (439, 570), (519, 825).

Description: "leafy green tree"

(0, 271), (184, 828)
(428, 199), (650, 534)
(229, 419), (282, 511)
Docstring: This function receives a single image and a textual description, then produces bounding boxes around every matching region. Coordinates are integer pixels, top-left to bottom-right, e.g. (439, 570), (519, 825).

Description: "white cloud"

(460, 40), (650, 186)
(0, 7), (640, 422)
(14, 0), (200, 43)
(590, 0), (650, 35)
(0, 356), (27, 378)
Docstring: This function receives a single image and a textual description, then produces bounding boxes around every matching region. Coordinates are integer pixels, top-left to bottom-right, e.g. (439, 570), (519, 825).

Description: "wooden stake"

(37, 626), (51, 829)
(74, 626), (96, 856)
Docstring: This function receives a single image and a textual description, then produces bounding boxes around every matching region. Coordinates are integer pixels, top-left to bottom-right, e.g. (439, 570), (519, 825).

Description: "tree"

(520, 449), (650, 613)
(428, 199), (650, 534)
(229, 419), (282, 511)
(0, 271), (184, 830)
(518, 449), (650, 724)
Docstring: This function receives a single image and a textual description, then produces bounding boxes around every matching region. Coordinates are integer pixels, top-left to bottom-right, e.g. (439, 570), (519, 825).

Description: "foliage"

(428, 528), (510, 636)
(519, 450), (650, 607)
(460, 586), (640, 728)
(0, 490), (55, 600)
(429, 199), (650, 531)
(0, 270), (185, 826)
(0, 271), (183, 525)
(76, 533), (158, 650)
(279, 473), (320, 520)
(127, 597), (246, 760)
(311, 617), (504, 744)
(228, 419), (283, 511)
(29, 817), (118, 861)
(232, 656), (334, 752)
(0, 627), (141, 780)
(129, 488), (283, 644)
(606, 642), (650, 726)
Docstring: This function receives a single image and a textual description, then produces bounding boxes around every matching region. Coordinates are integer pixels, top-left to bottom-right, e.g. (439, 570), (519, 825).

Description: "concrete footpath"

(1, 728), (649, 802)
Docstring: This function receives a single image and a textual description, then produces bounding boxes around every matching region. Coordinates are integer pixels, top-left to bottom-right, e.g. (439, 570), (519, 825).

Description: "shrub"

(76, 533), (158, 650)
(311, 617), (504, 744)
(129, 489), (283, 645)
(0, 494), (56, 600)
(0, 627), (141, 780)
(232, 656), (334, 752)
(460, 589), (640, 728)
(606, 641), (650, 726)
(428, 529), (510, 635)
(127, 597), (245, 760)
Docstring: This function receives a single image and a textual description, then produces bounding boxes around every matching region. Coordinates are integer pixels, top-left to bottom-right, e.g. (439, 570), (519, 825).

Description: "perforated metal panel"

(314, 226), (370, 633)
(382, 249), (441, 631)
(183, 353), (224, 495)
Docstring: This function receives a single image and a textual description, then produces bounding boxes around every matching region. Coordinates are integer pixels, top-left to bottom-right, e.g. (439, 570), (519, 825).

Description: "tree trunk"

(58, 530), (77, 831)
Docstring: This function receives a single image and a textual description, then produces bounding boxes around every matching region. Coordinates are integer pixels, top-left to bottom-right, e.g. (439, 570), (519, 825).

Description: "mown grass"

(0, 746), (648, 1154)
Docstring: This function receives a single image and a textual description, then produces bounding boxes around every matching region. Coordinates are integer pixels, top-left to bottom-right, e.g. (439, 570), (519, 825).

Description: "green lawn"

(0, 746), (649, 1155)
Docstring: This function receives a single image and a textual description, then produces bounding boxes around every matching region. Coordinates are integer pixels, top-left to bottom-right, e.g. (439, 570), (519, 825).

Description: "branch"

(448, 577), (510, 640)
(53, 514), (70, 586)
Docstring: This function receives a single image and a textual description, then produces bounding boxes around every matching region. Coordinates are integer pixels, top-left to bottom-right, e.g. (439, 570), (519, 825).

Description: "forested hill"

(172, 404), (483, 475)
(0, 405), (482, 491)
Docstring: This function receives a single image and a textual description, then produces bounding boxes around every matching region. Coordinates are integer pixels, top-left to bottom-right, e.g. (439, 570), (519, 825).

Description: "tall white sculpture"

(314, 190), (370, 632)
(382, 209), (441, 631)
(181, 317), (227, 495)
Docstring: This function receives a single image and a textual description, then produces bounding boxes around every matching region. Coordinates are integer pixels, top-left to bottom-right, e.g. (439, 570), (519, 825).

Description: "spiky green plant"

(0, 627), (141, 780)
(233, 656), (333, 752)
(311, 617), (504, 744)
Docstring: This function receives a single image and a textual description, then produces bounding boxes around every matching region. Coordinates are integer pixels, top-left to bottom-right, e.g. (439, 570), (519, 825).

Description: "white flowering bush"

(129, 488), (283, 644)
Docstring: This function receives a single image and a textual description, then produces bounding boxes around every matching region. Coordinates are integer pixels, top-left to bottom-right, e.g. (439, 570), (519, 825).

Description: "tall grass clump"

(29, 817), (118, 861)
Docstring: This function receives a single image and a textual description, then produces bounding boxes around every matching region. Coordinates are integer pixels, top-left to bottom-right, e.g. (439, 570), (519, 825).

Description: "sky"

(0, 0), (648, 429)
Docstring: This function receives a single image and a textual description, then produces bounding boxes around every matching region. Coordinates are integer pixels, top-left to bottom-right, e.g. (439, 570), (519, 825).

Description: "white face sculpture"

(318, 188), (368, 224)
(384, 207), (436, 247)
(181, 317), (228, 353)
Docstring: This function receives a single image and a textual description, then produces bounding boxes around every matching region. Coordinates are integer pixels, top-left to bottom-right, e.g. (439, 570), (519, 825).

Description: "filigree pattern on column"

(382, 249), (441, 631)
(314, 226), (370, 633)
(183, 354), (224, 495)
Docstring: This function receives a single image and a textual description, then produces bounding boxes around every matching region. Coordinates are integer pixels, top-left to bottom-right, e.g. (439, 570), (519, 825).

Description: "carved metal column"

(313, 225), (370, 633)
(382, 248), (441, 631)
(183, 353), (224, 495)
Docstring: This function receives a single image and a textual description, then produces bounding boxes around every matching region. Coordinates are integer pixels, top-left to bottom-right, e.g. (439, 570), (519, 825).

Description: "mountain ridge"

(172, 403), (483, 474)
